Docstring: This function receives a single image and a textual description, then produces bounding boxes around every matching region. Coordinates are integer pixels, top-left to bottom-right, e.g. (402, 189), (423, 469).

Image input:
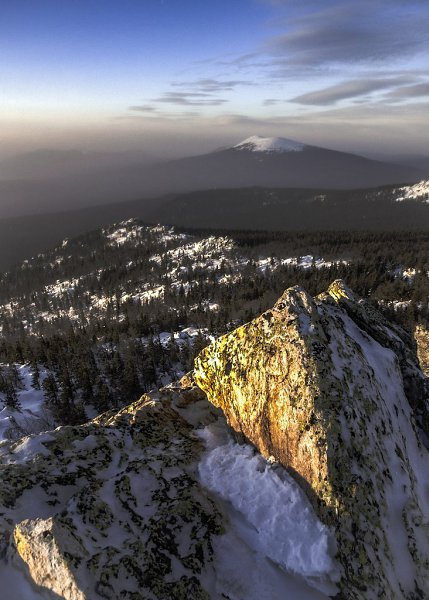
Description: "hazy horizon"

(1, 0), (428, 163)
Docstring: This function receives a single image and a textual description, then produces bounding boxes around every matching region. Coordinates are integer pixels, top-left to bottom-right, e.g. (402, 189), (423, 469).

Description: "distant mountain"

(0, 136), (425, 220)
(233, 135), (306, 153)
(0, 148), (158, 218)
(367, 152), (429, 175)
(141, 135), (424, 192)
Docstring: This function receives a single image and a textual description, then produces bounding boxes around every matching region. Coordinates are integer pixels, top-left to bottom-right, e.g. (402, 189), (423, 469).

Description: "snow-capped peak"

(233, 135), (305, 153)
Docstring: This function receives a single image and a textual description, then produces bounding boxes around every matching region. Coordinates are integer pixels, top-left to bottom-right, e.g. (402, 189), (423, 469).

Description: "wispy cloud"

(152, 92), (228, 106)
(119, 0), (429, 156)
(134, 78), (252, 109)
(129, 104), (158, 112)
(290, 76), (419, 105)
(263, 98), (283, 106)
(265, 2), (429, 70)
(172, 79), (251, 93)
(384, 81), (429, 102)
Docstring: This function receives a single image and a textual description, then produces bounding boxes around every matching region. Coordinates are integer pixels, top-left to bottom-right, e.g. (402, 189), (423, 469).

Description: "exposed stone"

(12, 518), (86, 600)
(415, 325), (429, 377)
(194, 280), (429, 599)
(0, 395), (223, 599)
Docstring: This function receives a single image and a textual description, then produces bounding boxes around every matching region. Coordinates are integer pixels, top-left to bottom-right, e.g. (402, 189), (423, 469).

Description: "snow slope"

(0, 365), (53, 442)
(0, 386), (339, 600)
(198, 421), (340, 597)
(233, 135), (305, 153)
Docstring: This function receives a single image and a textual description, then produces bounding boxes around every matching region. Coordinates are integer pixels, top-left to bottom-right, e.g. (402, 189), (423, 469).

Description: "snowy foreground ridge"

(1, 281), (429, 599)
(0, 389), (337, 599)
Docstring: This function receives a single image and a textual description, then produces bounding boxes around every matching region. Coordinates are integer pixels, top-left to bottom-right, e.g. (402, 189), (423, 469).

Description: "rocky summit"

(195, 280), (429, 599)
(1, 281), (429, 599)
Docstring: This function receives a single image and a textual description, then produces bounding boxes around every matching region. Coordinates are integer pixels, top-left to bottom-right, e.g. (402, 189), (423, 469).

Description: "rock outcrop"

(2, 281), (429, 599)
(0, 384), (336, 600)
(1, 395), (224, 599)
(194, 280), (429, 599)
(415, 325), (429, 377)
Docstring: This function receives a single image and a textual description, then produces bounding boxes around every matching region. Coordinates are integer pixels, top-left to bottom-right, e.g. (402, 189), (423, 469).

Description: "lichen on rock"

(194, 280), (429, 599)
(1, 395), (223, 599)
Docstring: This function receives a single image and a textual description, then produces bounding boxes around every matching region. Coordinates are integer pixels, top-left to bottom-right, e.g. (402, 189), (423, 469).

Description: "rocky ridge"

(0, 281), (429, 599)
(0, 383), (335, 599)
(194, 280), (429, 599)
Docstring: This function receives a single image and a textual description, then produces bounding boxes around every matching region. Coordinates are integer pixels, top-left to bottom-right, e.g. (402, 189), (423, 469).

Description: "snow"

(104, 220), (190, 248)
(204, 532), (331, 600)
(0, 562), (45, 600)
(198, 422), (340, 596)
(233, 135), (305, 153)
(149, 236), (234, 268)
(180, 326), (205, 338)
(327, 306), (429, 596)
(45, 276), (81, 297)
(394, 266), (417, 282)
(0, 365), (53, 442)
(395, 180), (429, 202)
(0, 221), (355, 333)
(104, 218), (144, 245)
(256, 255), (349, 273)
(159, 331), (174, 346)
(2, 430), (56, 464)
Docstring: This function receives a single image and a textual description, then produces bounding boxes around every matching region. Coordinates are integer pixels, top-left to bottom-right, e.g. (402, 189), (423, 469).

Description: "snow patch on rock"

(198, 423), (340, 595)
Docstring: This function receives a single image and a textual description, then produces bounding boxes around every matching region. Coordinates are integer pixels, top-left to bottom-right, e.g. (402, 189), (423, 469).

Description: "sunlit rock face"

(194, 280), (429, 599)
(415, 325), (429, 376)
(0, 379), (339, 600)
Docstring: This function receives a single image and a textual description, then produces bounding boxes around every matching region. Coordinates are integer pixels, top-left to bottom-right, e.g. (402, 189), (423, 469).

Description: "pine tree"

(94, 378), (112, 413)
(4, 382), (20, 410)
(30, 362), (41, 390)
(42, 373), (59, 407)
(122, 353), (141, 401)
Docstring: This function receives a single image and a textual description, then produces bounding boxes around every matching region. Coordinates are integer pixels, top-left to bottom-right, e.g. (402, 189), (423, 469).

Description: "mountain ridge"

(1, 282), (429, 598)
(2, 182), (429, 273)
(0, 135), (425, 221)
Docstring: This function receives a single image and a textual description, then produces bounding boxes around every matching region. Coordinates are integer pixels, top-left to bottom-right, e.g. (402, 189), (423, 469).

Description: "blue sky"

(1, 0), (429, 157)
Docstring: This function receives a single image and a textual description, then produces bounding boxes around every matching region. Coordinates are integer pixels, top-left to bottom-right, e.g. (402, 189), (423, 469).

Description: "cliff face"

(194, 280), (429, 599)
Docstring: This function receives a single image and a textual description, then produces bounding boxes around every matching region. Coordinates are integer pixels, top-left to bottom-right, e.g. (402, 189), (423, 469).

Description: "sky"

(1, 0), (429, 159)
